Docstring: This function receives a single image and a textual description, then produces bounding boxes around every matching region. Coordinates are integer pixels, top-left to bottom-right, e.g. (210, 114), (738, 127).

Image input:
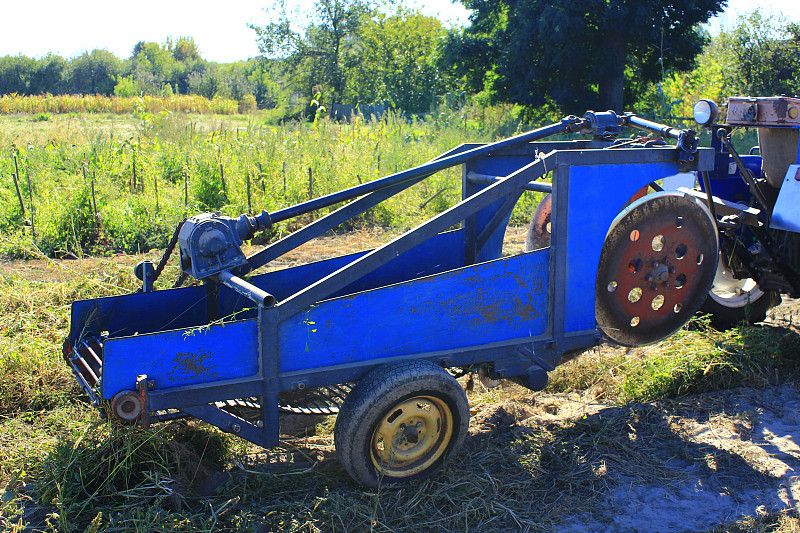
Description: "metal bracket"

(135, 374), (152, 429)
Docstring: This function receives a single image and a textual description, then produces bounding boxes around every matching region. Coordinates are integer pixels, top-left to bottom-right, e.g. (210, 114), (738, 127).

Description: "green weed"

(547, 318), (800, 404)
(0, 106), (529, 257)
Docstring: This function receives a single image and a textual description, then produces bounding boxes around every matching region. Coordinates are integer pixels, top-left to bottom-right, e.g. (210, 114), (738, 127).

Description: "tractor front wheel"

(700, 253), (781, 328)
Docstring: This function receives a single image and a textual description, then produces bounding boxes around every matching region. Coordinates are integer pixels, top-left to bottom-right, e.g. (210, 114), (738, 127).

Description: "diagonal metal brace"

(277, 153), (555, 321)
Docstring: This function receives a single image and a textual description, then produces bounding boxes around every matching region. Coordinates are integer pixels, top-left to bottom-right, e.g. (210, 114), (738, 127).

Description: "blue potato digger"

(63, 97), (800, 487)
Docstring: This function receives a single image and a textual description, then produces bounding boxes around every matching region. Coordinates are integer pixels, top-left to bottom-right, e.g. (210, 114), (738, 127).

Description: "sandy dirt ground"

(500, 383), (800, 532)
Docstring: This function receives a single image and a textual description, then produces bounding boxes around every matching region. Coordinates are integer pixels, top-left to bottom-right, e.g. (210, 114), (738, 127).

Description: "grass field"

(0, 104), (528, 259)
(0, 102), (756, 260)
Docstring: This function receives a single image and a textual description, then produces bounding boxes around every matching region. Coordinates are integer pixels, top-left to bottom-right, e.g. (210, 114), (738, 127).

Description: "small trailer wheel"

(334, 360), (469, 488)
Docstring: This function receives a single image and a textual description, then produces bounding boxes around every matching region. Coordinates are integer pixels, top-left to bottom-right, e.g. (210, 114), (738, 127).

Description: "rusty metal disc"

(595, 192), (718, 346)
(525, 194), (553, 251)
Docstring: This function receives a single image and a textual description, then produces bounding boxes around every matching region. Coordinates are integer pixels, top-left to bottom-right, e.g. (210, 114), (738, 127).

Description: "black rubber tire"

(700, 287), (781, 329)
(333, 360), (469, 488)
(525, 193), (552, 251)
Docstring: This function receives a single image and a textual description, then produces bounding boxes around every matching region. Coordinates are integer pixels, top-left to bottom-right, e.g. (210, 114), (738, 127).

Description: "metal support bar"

(258, 119), (580, 227)
(467, 172), (553, 193)
(276, 153), (555, 322)
(717, 131), (772, 214)
(146, 378), (263, 412)
(180, 404), (266, 447)
(259, 304), (280, 447)
(470, 191), (524, 264)
(624, 114), (685, 140)
(700, 171), (718, 223)
(243, 175), (428, 274)
(678, 187), (760, 226)
(217, 271), (275, 307)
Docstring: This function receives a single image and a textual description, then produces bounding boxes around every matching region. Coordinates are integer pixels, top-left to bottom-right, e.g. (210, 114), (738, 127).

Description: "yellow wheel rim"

(370, 395), (454, 478)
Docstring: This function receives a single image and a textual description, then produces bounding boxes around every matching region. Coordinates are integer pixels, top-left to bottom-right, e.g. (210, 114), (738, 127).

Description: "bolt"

(400, 424), (406, 430)
(417, 422), (422, 428)
(645, 274), (652, 282)
(231, 423), (241, 434)
(668, 266), (675, 274)
(652, 261), (660, 267)
(651, 284), (657, 291)
(663, 281), (669, 288)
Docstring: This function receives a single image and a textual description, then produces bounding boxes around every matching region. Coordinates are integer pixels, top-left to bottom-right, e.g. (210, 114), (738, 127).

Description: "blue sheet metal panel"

(70, 285), (208, 342)
(277, 249), (550, 372)
(101, 319), (259, 399)
(467, 155), (536, 181)
(221, 230), (467, 317)
(72, 230), (466, 343)
(475, 206), (514, 263)
(564, 161), (679, 333)
(464, 154), (550, 262)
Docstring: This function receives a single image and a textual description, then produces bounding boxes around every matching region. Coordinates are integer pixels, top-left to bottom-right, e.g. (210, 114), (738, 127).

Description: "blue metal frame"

(67, 129), (714, 448)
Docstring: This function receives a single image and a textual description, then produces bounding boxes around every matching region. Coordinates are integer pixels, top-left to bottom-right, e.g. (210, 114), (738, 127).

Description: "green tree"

(714, 11), (800, 97)
(0, 55), (36, 94)
(69, 49), (121, 95)
(347, 7), (453, 113)
(168, 37), (206, 94)
(442, 0), (726, 113)
(250, 0), (372, 110)
(30, 54), (69, 94)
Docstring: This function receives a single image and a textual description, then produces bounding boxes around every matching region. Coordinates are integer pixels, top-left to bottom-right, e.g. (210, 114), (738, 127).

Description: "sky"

(0, 0), (797, 64)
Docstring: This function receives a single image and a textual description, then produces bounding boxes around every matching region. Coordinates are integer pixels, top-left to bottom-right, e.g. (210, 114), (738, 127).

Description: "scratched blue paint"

(564, 161), (679, 333)
(101, 319), (259, 399)
(277, 249), (550, 372)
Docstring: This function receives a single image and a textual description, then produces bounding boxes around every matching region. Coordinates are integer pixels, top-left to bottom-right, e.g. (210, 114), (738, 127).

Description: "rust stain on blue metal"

(169, 350), (220, 381)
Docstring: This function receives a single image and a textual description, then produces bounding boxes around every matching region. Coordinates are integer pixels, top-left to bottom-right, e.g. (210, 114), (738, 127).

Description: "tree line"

(2, 1), (799, 119)
(0, 37), (280, 108)
(250, 0), (800, 118)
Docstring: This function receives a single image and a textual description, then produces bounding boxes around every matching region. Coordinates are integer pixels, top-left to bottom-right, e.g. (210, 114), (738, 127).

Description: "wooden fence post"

(25, 163), (35, 236)
(246, 172), (252, 214)
(91, 178), (98, 223)
(10, 169), (25, 218)
(220, 163), (228, 203)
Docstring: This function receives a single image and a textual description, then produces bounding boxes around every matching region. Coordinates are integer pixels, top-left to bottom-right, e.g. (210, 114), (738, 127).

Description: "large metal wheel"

(334, 360), (469, 488)
(700, 253), (781, 328)
(525, 193), (553, 251)
(595, 192), (719, 346)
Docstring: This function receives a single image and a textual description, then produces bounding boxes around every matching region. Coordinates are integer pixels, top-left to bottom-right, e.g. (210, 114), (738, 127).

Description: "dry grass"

(0, 94), (238, 115)
(2, 231), (800, 531)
